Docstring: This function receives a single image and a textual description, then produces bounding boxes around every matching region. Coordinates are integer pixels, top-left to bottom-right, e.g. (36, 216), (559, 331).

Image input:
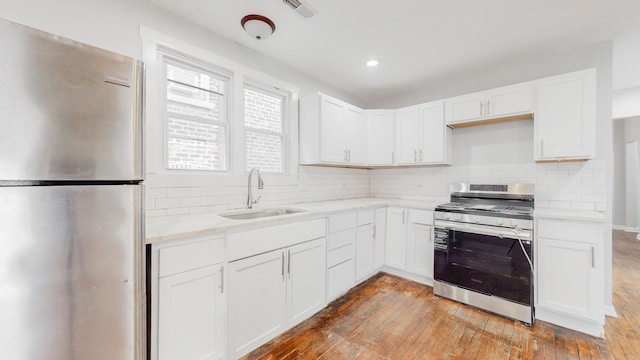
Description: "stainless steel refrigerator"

(0, 19), (145, 359)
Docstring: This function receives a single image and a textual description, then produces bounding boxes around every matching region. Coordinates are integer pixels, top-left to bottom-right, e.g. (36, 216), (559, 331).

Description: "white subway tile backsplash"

(147, 160), (607, 220)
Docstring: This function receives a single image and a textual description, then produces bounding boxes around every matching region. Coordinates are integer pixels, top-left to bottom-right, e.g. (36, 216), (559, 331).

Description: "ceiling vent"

(283, 0), (317, 19)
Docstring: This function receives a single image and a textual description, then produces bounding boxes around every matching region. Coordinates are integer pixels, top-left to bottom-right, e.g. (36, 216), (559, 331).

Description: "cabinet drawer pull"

(419, 149), (423, 161)
(480, 101), (483, 116)
(219, 266), (224, 294)
(591, 246), (595, 268)
(281, 251), (285, 281)
(287, 250), (291, 278)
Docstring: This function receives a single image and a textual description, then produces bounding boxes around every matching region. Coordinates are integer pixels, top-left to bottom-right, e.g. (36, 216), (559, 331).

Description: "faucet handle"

(257, 174), (264, 189)
(253, 195), (262, 205)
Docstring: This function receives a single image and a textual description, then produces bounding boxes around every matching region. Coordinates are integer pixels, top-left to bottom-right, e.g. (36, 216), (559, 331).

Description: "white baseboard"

(604, 304), (618, 318)
(379, 265), (433, 287)
(612, 224), (639, 233)
(536, 307), (605, 338)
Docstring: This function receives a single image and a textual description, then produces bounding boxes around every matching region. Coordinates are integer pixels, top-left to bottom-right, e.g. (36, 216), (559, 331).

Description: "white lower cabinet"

(151, 236), (227, 360)
(385, 207), (434, 282)
(406, 223), (434, 278)
(536, 217), (605, 337)
(228, 237), (326, 359)
(385, 207), (408, 269)
(158, 266), (226, 360)
(355, 209), (376, 282)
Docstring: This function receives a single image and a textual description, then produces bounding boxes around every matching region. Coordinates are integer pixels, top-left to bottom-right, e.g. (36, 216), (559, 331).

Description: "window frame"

(160, 49), (232, 174)
(140, 26), (300, 188)
(243, 82), (289, 174)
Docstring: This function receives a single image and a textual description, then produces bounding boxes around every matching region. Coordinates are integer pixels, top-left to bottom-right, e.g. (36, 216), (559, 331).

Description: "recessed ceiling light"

(366, 60), (379, 67)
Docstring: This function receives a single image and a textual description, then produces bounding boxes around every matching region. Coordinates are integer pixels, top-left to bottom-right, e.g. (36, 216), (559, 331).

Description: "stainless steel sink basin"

(219, 207), (305, 220)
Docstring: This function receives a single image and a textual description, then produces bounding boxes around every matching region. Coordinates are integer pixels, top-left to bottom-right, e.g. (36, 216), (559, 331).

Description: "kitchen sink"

(219, 207), (306, 220)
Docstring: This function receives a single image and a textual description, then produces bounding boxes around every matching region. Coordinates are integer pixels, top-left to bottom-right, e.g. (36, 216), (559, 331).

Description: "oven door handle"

(435, 221), (532, 241)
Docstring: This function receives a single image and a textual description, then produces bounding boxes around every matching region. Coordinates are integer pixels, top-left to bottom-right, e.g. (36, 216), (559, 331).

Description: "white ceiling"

(149, 0), (640, 104)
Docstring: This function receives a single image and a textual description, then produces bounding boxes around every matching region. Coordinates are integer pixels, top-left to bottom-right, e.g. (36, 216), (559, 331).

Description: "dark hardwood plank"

(242, 230), (640, 360)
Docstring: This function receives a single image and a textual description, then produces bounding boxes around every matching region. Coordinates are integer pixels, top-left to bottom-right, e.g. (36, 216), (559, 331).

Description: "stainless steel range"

(433, 183), (535, 324)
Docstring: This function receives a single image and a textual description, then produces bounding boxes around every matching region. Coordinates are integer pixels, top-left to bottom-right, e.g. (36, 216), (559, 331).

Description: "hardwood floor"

(243, 230), (640, 360)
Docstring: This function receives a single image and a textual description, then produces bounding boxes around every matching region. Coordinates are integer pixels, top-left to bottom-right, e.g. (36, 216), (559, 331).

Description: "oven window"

(434, 229), (532, 305)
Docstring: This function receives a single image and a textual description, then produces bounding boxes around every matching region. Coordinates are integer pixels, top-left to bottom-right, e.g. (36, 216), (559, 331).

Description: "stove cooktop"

(435, 202), (533, 217)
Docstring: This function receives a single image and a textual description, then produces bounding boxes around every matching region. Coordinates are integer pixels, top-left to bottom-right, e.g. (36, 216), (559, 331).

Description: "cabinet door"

(158, 265), (225, 360)
(484, 83), (533, 118)
(355, 224), (375, 282)
(228, 250), (287, 358)
(374, 208), (387, 269)
(537, 238), (602, 322)
(366, 110), (395, 165)
(445, 92), (485, 124)
(406, 224), (433, 278)
(344, 106), (366, 164)
(385, 207), (407, 270)
(395, 106), (421, 164)
(320, 95), (346, 163)
(287, 238), (326, 327)
(419, 101), (449, 164)
(535, 69), (596, 160)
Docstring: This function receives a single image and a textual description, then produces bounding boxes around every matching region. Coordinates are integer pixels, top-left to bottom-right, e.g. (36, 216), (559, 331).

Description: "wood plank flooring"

(242, 230), (640, 360)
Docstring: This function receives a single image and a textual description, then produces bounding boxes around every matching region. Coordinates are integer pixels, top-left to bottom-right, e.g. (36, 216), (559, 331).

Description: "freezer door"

(0, 185), (145, 360)
(0, 19), (143, 181)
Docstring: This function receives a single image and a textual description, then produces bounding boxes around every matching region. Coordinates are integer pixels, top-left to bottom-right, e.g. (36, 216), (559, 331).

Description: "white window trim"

(243, 82), (289, 174)
(140, 26), (300, 188)
(161, 52), (231, 173)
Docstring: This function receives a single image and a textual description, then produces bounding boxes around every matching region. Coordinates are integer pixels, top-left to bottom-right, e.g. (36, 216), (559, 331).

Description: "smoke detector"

(282, 0), (318, 19)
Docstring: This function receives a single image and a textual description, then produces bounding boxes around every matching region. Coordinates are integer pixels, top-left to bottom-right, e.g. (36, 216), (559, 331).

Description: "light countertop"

(146, 197), (439, 244)
(534, 208), (607, 223)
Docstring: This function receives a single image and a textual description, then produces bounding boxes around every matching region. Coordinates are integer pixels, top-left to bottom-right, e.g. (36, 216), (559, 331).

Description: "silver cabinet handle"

(419, 149), (423, 161)
(540, 139), (544, 157)
(414, 150), (417, 162)
(391, 151), (394, 164)
(287, 249), (291, 278)
(219, 266), (224, 294)
(480, 101), (483, 116)
(591, 246), (595, 268)
(402, 210), (406, 224)
(486, 100), (490, 115)
(348, 149), (351, 162)
(344, 149), (348, 162)
(281, 251), (285, 281)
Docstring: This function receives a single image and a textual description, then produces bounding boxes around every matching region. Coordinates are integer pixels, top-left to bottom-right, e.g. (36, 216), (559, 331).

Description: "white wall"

(612, 117), (640, 229)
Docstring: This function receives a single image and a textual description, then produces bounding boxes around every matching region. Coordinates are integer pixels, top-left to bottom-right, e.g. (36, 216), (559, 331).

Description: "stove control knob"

(453, 214), (462, 221)
(494, 219), (504, 226)
(472, 216), (480, 223)
(509, 220), (518, 227)
(442, 213), (450, 220)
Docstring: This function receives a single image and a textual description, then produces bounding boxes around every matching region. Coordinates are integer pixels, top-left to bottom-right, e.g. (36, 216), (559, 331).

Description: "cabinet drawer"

(357, 209), (374, 226)
(537, 219), (603, 244)
(329, 212), (356, 233)
(409, 209), (433, 225)
(158, 236), (226, 277)
(327, 228), (356, 251)
(227, 219), (327, 261)
(327, 259), (355, 300)
(327, 243), (355, 268)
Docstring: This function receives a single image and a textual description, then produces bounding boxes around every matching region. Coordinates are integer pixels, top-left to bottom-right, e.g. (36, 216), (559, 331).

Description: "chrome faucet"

(247, 168), (264, 209)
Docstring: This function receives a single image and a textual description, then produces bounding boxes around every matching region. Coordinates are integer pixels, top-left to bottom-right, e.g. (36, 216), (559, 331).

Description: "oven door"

(433, 221), (533, 305)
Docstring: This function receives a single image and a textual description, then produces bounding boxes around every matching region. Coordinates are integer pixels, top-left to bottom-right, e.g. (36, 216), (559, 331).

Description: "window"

(163, 54), (229, 171)
(244, 85), (286, 173)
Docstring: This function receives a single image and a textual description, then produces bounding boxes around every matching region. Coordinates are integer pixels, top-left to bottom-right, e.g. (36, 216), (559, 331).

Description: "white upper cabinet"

(300, 92), (365, 165)
(445, 82), (533, 126)
(395, 101), (451, 165)
(395, 105), (422, 164)
(365, 110), (395, 165)
(534, 68), (596, 161)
